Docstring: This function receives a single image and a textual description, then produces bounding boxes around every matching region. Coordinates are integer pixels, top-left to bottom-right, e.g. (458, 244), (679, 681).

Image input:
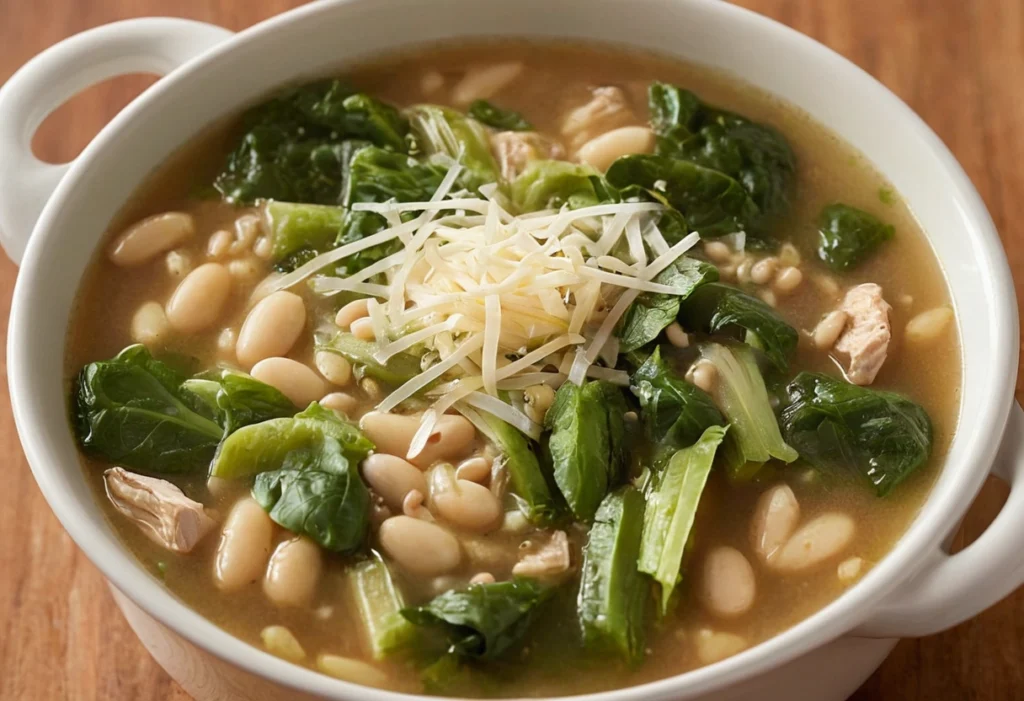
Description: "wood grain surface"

(1, 1), (1021, 699)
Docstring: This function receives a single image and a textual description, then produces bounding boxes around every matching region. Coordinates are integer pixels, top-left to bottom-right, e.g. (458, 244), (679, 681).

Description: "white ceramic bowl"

(3, 2), (1023, 700)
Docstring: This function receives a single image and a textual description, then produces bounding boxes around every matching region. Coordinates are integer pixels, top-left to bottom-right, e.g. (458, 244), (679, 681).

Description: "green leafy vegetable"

(73, 345), (222, 473)
(630, 347), (725, 464)
(182, 368), (296, 436)
(616, 257), (718, 353)
(316, 331), (422, 386)
(648, 82), (702, 148)
(263, 201), (345, 268)
(401, 579), (549, 660)
(468, 100), (532, 131)
(780, 372), (933, 495)
(577, 486), (648, 665)
(348, 552), (418, 659)
(699, 344), (798, 478)
(678, 282), (798, 371)
(816, 203), (895, 272)
(510, 160), (612, 212)
(478, 411), (560, 525)
(638, 425), (727, 613)
(407, 105), (500, 191)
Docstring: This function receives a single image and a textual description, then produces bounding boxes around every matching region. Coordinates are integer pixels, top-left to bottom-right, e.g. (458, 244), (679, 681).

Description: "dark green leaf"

(780, 372), (933, 495)
(816, 203), (895, 271)
(182, 368), (296, 435)
(478, 411), (560, 525)
(468, 100), (533, 131)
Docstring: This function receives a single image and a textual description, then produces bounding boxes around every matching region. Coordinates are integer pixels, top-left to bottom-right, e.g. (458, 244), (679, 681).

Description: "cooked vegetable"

(647, 82), (701, 148)
(407, 105), (500, 190)
(699, 344), (798, 478)
(617, 257), (718, 353)
(349, 552), (418, 659)
(478, 411), (560, 525)
(74, 345), (222, 473)
(182, 368), (296, 435)
(678, 282), (798, 371)
(509, 160), (612, 212)
(817, 203), (895, 271)
(468, 100), (533, 131)
(780, 372), (933, 495)
(630, 347), (725, 464)
(577, 486), (647, 664)
(264, 201), (345, 268)
(316, 331), (423, 385)
(639, 425), (727, 613)
(544, 381), (629, 521)
(401, 578), (549, 660)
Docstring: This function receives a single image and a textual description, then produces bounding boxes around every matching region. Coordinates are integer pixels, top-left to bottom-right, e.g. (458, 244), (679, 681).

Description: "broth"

(66, 41), (960, 697)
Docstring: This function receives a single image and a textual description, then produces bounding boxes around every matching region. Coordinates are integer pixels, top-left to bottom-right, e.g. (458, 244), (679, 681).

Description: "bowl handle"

(0, 18), (234, 264)
(854, 401), (1024, 638)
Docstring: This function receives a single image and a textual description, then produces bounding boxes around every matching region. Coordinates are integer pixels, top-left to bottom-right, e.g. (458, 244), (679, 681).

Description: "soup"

(66, 42), (960, 697)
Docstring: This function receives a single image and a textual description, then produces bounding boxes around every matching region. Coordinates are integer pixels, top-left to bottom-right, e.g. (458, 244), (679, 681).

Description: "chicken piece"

(512, 530), (571, 578)
(491, 131), (567, 180)
(832, 283), (892, 385)
(104, 467), (216, 553)
(560, 87), (637, 151)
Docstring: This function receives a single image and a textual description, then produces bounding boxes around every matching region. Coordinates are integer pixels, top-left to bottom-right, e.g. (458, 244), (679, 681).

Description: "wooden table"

(1, 0), (1021, 698)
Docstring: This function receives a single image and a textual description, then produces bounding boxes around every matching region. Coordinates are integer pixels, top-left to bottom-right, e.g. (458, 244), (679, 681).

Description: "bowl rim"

(7, 0), (1019, 699)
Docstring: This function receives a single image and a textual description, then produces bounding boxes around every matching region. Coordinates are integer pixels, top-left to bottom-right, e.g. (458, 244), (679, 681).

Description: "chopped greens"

(407, 104), (500, 191)
(182, 368), (296, 436)
(479, 411), (560, 525)
(468, 100), (533, 131)
(349, 552), (418, 659)
(816, 203), (895, 271)
(316, 332), (423, 386)
(510, 160), (612, 212)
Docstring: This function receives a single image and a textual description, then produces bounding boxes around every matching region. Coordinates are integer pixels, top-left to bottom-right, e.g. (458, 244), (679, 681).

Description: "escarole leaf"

(678, 282), (798, 372)
(630, 347), (725, 465)
(509, 160), (613, 213)
(316, 331), (423, 386)
(468, 100), (533, 131)
(699, 344), (797, 478)
(348, 552), (418, 659)
(182, 368), (296, 435)
(616, 256), (719, 353)
(648, 82), (702, 147)
(477, 410), (560, 526)
(263, 201), (345, 270)
(639, 425), (727, 614)
(577, 486), (648, 665)
(73, 345), (223, 474)
(401, 579), (550, 661)
(407, 104), (500, 191)
(817, 203), (895, 272)
(780, 372), (933, 495)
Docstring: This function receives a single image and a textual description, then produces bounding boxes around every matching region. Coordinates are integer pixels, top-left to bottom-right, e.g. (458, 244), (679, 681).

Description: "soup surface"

(67, 41), (960, 697)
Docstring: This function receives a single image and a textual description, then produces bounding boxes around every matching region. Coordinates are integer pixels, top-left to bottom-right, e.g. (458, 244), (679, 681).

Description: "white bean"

(695, 629), (748, 665)
(778, 242), (802, 267)
(378, 515), (461, 576)
(166, 263), (232, 334)
(251, 357), (326, 408)
(704, 241), (732, 263)
(837, 556), (865, 583)
(770, 512), (855, 572)
(264, 536), (323, 607)
(665, 321), (689, 348)
(207, 229), (232, 259)
(431, 478), (502, 533)
(774, 266), (804, 294)
(350, 317), (376, 341)
(335, 299), (371, 329)
(215, 498), (274, 591)
(455, 456), (491, 483)
(321, 391), (359, 416)
(451, 62), (523, 105)
(576, 126), (655, 171)
(689, 360), (717, 393)
(750, 257), (778, 285)
(261, 625), (306, 662)
(905, 307), (954, 345)
(316, 654), (389, 689)
(165, 249), (193, 279)
(361, 454), (428, 511)
(470, 572), (496, 585)
(750, 484), (800, 563)
(131, 301), (170, 347)
(736, 258), (753, 284)
(813, 310), (850, 350)
(699, 546), (756, 619)
(420, 70), (444, 94)
(109, 212), (195, 266)
(227, 256), (263, 284)
(315, 351), (352, 387)
(524, 384), (556, 423)
(360, 412), (476, 468)
(236, 291), (306, 367)
(253, 236), (273, 260)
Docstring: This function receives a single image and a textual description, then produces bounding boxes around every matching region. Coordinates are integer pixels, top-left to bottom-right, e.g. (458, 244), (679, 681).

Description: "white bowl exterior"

(7, 1), (1018, 700)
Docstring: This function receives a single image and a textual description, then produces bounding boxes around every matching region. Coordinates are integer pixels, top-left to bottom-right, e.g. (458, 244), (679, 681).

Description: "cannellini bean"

(502, 510), (531, 534)
(456, 456), (491, 483)
(576, 126), (655, 171)
(335, 299), (371, 329)
(360, 412), (476, 468)
(905, 307), (954, 344)
(166, 263), (232, 334)
(315, 351), (352, 386)
(451, 62), (523, 105)
(778, 242), (802, 267)
(524, 384), (556, 423)
(695, 629), (748, 665)
(750, 484), (800, 563)
(704, 241), (732, 263)
(316, 654), (390, 688)
(253, 236), (273, 260)
(750, 257), (778, 285)
(321, 391), (359, 416)
(420, 70), (444, 94)
(378, 515), (461, 576)
(236, 291), (306, 367)
(251, 357), (326, 408)
(228, 256), (263, 284)
(665, 321), (689, 348)
(264, 536), (323, 607)
(131, 301), (171, 347)
(699, 546), (756, 619)
(261, 625), (306, 662)
(470, 572), (496, 585)
(360, 377), (384, 401)
(215, 498), (274, 591)
(770, 512), (855, 572)
(207, 230), (232, 259)
(838, 556), (865, 583)
(736, 259), (753, 284)
(109, 212), (195, 266)
(206, 476), (231, 499)
(774, 266), (804, 294)
(361, 454), (428, 511)
(689, 360), (717, 393)
(759, 289), (777, 308)
(813, 310), (850, 350)
(431, 477), (502, 533)
(165, 249), (193, 279)
(350, 317), (376, 341)
(231, 214), (261, 253)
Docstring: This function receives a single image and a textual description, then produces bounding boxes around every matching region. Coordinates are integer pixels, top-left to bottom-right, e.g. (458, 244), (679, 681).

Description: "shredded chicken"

(512, 530), (572, 578)
(104, 467), (216, 553)
(832, 283), (892, 385)
(560, 87), (636, 151)
(491, 131), (566, 180)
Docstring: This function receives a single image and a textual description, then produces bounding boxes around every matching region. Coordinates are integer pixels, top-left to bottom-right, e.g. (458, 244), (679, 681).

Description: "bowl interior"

(9, 0), (1017, 699)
